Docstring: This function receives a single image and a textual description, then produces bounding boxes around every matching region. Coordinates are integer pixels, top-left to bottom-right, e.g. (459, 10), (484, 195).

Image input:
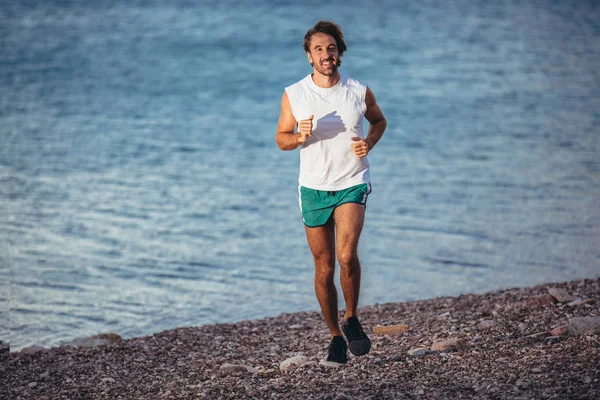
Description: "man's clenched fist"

(297, 115), (314, 143)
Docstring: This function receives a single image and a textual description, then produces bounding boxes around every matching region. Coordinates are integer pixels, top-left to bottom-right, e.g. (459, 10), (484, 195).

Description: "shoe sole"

(347, 337), (371, 356)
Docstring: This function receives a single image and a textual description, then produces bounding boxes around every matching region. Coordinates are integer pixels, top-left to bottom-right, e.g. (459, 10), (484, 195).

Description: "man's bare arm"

(275, 92), (313, 151)
(363, 87), (387, 152)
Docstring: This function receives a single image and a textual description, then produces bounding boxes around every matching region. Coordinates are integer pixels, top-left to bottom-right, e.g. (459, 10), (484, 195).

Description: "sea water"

(1, 0), (599, 350)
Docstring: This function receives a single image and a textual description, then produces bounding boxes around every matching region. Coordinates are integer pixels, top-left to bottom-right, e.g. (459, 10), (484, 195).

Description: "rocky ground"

(2, 278), (599, 399)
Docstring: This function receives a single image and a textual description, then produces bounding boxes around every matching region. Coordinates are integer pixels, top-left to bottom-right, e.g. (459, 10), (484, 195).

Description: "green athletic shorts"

(298, 183), (372, 228)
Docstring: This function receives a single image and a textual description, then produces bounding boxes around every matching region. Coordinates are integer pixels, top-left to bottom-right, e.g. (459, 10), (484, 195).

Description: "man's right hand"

(297, 115), (314, 143)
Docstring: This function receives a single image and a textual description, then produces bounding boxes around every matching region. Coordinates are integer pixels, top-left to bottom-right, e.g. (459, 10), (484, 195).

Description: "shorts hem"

(302, 202), (367, 228)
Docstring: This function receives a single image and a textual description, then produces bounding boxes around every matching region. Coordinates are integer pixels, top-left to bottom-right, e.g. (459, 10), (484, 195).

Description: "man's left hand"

(351, 137), (369, 158)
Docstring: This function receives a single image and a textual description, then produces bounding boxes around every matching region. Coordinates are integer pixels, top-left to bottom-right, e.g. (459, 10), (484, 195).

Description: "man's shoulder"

(285, 74), (312, 91)
(340, 73), (366, 90)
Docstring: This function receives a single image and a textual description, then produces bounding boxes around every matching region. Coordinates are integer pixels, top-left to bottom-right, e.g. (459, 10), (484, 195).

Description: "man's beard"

(314, 58), (339, 76)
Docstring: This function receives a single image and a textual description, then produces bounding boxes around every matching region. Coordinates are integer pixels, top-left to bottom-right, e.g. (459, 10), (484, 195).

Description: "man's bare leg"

(305, 218), (343, 337)
(333, 202), (371, 356)
(333, 203), (366, 321)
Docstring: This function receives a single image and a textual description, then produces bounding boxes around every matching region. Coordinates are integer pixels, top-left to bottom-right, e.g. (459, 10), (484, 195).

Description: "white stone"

(408, 347), (430, 357)
(319, 360), (344, 368)
(566, 298), (584, 307)
(300, 361), (319, 368)
(280, 355), (311, 372)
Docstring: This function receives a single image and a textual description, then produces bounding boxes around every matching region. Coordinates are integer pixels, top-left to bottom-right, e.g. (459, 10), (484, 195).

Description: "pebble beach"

(2, 278), (599, 399)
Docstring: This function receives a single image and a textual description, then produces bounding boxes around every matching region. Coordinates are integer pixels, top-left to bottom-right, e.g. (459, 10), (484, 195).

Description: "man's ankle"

(343, 314), (356, 322)
(330, 330), (343, 338)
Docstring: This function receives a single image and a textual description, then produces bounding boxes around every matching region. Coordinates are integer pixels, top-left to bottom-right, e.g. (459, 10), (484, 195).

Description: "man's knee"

(338, 249), (360, 271)
(312, 249), (334, 267)
(314, 265), (335, 286)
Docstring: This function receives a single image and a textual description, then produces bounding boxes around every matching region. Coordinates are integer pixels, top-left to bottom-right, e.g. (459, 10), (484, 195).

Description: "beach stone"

(438, 311), (451, 320)
(319, 360), (344, 368)
(527, 295), (556, 308)
(63, 333), (123, 349)
(568, 316), (600, 336)
(20, 346), (46, 354)
(64, 338), (110, 348)
(280, 355), (311, 372)
(218, 363), (257, 377)
(477, 320), (497, 330)
(566, 298), (584, 307)
(547, 287), (576, 303)
(373, 324), (409, 335)
(522, 332), (551, 343)
(300, 361), (318, 368)
(89, 333), (123, 343)
(258, 368), (277, 375)
(551, 325), (569, 336)
(431, 338), (462, 352)
(0, 340), (9, 354)
(407, 347), (430, 358)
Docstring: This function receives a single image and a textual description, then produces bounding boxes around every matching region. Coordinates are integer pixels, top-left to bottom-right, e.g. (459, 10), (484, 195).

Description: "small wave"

(425, 257), (489, 269)
(174, 145), (200, 153)
(16, 280), (84, 291)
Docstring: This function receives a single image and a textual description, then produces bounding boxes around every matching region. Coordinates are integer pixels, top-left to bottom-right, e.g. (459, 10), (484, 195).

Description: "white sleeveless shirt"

(285, 73), (370, 191)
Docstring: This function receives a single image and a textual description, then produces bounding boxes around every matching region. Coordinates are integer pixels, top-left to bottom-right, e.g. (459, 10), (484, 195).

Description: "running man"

(275, 20), (387, 363)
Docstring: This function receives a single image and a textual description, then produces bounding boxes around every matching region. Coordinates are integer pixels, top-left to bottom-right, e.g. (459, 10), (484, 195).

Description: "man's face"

(306, 32), (340, 76)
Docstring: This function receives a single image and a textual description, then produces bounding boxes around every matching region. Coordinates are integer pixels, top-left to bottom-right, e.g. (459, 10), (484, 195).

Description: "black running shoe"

(342, 316), (371, 356)
(326, 336), (348, 364)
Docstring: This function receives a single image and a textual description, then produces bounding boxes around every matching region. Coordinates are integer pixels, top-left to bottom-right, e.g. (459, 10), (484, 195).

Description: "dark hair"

(303, 20), (347, 63)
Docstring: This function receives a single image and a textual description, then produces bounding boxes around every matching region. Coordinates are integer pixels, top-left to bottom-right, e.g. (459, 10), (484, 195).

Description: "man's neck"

(311, 71), (341, 88)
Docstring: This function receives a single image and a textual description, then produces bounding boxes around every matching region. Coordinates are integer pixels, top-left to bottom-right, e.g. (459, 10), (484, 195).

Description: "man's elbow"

(275, 134), (288, 150)
(374, 117), (387, 132)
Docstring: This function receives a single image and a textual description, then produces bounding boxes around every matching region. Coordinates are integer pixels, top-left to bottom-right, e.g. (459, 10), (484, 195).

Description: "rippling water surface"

(1, 0), (599, 350)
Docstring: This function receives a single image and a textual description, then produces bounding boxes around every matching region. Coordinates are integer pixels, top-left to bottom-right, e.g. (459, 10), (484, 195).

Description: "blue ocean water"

(1, 0), (599, 351)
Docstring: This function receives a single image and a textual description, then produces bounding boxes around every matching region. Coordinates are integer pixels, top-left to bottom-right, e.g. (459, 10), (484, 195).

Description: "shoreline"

(2, 278), (599, 399)
(5, 278), (594, 354)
